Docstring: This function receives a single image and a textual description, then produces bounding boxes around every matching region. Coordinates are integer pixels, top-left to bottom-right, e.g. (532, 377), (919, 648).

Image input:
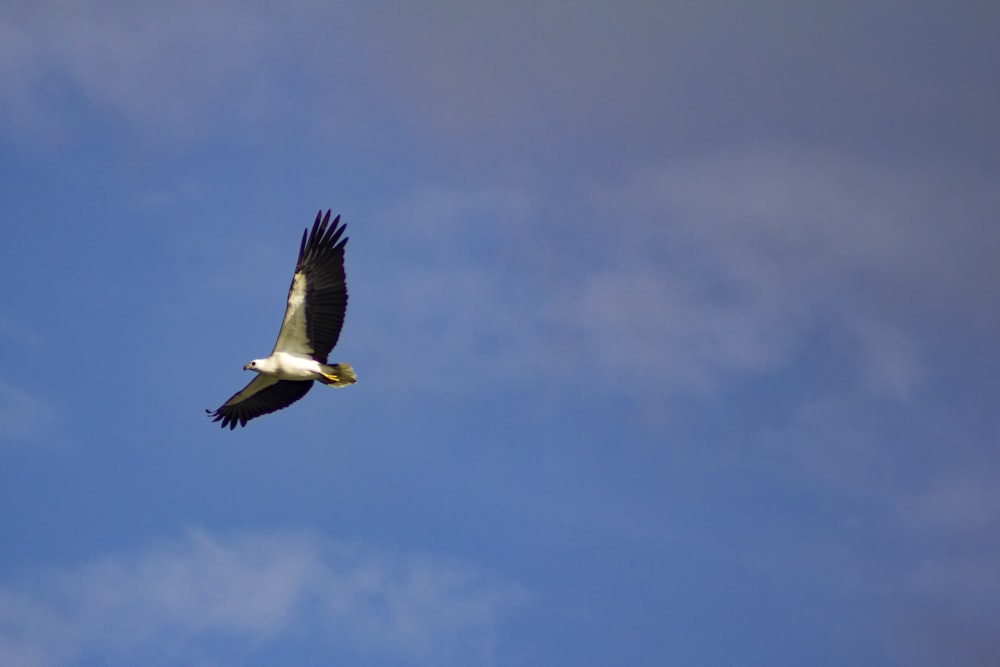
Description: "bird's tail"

(318, 363), (357, 387)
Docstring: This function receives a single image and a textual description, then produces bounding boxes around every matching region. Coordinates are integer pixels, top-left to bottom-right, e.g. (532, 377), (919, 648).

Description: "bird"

(207, 210), (357, 429)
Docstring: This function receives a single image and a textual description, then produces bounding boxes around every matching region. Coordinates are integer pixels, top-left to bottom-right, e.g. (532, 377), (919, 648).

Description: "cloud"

(563, 148), (1000, 398)
(889, 545), (1000, 667)
(4, 2), (997, 166)
(907, 473), (1000, 536)
(347, 147), (1000, 406)
(352, 2), (1000, 170)
(356, 3), (679, 136)
(0, 380), (54, 443)
(0, 3), (331, 144)
(0, 529), (527, 667)
(0, 319), (53, 444)
(351, 185), (540, 393)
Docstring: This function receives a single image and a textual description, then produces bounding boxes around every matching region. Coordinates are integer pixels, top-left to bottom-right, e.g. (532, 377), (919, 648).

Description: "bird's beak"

(243, 364), (250, 371)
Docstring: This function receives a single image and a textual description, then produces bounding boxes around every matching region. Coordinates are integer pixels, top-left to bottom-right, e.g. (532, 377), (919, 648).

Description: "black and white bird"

(207, 210), (357, 429)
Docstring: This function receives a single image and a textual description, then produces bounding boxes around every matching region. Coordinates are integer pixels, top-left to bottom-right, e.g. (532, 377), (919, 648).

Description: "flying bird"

(207, 210), (357, 429)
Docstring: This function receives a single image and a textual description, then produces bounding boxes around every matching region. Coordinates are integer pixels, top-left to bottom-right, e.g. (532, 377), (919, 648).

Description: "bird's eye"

(251, 361), (256, 367)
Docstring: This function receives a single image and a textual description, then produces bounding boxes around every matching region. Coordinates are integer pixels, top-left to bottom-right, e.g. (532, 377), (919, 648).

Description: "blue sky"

(1, 2), (999, 665)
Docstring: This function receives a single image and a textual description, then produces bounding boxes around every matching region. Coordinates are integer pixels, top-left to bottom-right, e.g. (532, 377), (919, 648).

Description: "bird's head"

(244, 359), (261, 372)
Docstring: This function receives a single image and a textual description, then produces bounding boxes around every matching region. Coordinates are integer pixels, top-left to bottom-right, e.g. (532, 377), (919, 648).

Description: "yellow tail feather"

(318, 363), (357, 387)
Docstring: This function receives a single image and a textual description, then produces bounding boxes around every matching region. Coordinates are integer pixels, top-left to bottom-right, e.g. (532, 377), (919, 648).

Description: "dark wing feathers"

(207, 377), (313, 429)
(295, 210), (349, 361)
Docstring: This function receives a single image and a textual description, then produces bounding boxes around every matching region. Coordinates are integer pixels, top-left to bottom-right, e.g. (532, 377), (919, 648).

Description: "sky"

(1, 2), (999, 665)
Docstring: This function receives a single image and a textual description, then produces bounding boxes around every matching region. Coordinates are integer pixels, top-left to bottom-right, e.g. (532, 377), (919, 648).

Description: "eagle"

(207, 210), (357, 429)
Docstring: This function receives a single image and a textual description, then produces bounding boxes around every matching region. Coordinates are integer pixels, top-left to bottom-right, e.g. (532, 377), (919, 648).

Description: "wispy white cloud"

(6, 2), (991, 160)
(351, 185), (539, 393)
(0, 529), (526, 667)
(0, 379), (54, 443)
(0, 3), (328, 144)
(727, 389), (1000, 666)
(758, 393), (1000, 666)
(889, 531), (1000, 667)
(904, 473), (1000, 536)
(349, 149), (1000, 406)
(567, 149), (1000, 398)
(0, 318), (52, 444)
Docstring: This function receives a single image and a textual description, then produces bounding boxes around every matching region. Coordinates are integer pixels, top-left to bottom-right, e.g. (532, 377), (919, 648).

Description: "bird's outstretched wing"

(271, 210), (349, 361)
(206, 376), (313, 429)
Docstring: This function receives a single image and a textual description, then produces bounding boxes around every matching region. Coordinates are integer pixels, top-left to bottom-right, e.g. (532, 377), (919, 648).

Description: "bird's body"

(207, 210), (356, 429)
(247, 352), (327, 380)
(245, 352), (355, 386)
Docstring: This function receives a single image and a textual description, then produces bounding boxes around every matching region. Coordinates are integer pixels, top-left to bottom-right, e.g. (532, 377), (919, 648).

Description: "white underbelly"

(271, 352), (322, 380)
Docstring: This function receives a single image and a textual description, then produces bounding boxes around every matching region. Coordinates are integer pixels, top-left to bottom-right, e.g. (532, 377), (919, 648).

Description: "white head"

(243, 358), (273, 373)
